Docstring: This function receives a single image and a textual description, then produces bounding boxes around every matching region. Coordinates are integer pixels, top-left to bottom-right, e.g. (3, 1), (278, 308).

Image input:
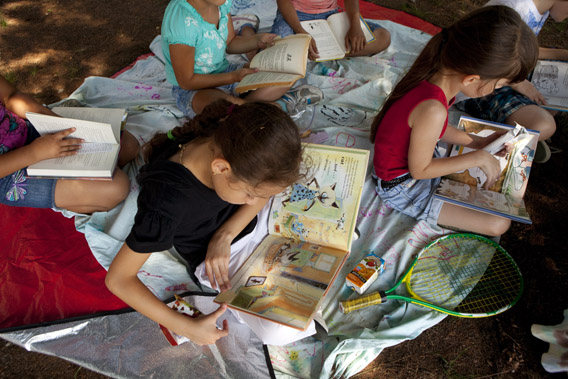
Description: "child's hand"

(256, 33), (277, 49)
(29, 127), (83, 162)
(512, 80), (547, 105)
(304, 35), (319, 61)
(177, 304), (229, 346)
(205, 234), (232, 292)
(346, 24), (366, 54)
(474, 150), (501, 189)
(232, 67), (259, 82)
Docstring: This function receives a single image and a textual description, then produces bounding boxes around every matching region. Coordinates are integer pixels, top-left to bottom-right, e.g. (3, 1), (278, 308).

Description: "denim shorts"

(172, 62), (245, 118)
(270, 9), (384, 37)
(0, 124), (57, 208)
(374, 173), (443, 226)
(454, 86), (536, 124)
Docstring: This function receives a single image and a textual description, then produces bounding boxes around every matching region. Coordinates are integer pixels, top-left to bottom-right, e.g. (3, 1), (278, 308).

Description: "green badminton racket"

(340, 233), (523, 317)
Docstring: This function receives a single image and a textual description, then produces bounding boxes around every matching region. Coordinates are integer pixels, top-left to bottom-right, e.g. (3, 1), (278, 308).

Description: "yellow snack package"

(345, 253), (385, 294)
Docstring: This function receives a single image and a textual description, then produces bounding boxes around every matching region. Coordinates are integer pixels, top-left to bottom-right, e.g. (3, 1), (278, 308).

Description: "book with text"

(25, 107), (127, 179)
(434, 116), (539, 224)
(301, 12), (375, 61)
(530, 60), (568, 112)
(215, 144), (369, 330)
(235, 34), (311, 94)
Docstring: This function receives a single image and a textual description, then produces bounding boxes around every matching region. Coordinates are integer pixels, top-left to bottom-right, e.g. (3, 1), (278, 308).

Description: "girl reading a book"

(370, 6), (539, 236)
(271, 0), (391, 60)
(455, 0), (568, 163)
(106, 100), (318, 346)
(0, 76), (131, 213)
(162, 0), (323, 119)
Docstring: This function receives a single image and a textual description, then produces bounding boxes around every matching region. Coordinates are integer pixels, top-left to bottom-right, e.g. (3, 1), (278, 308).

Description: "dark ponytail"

(144, 99), (305, 187)
(370, 5), (539, 142)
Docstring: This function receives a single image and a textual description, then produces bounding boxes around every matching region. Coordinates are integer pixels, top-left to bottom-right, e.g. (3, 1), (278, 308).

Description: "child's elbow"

(175, 74), (197, 91)
(105, 271), (120, 295)
(408, 167), (427, 180)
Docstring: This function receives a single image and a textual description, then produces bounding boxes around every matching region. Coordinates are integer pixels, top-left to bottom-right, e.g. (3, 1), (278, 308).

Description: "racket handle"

(339, 291), (387, 314)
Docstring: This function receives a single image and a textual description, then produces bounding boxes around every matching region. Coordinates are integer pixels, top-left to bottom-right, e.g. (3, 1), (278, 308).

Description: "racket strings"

(408, 236), (522, 315)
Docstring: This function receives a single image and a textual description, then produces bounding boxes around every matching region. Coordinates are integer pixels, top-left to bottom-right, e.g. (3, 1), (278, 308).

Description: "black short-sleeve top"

(126, 160), (256, 270)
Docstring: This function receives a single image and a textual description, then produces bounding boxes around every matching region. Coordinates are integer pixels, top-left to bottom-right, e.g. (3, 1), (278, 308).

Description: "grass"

(65, 61), (82, 79)
(438, 348), (474, 379)
(3, 71), (17, 84)
(0, 13), (6, 28)
(401, 2), (427, 20)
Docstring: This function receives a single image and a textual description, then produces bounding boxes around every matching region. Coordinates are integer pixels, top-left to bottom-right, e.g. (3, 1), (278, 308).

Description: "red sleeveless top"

(373, 81), (451, 181)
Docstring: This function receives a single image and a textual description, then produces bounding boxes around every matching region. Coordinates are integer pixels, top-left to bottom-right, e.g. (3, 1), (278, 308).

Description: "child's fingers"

(219, 261), (231, 291)
(212, 264), (228, 291)
(55, 127), (77, 138)
(205, 263), (218, 290)
(62, 138), (84, 146)
(210, 303), (228, 325)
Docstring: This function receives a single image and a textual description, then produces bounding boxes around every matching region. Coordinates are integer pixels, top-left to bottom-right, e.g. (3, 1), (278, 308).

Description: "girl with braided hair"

(106, 99), (316, 346)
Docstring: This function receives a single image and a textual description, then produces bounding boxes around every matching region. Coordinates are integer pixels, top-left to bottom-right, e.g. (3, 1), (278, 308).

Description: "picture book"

(530, 60), (568, 112)
(215, 144), (369, 330)
(25, 107), (127, 179)
(434, 116), (539, 224)
(235, 34), (311, 94)
(301, 12), (375, 61)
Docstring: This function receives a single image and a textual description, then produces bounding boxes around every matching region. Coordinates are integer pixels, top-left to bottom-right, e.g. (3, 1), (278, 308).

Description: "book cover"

(215, 144), (369, 330)
(434, 116), (538, 224)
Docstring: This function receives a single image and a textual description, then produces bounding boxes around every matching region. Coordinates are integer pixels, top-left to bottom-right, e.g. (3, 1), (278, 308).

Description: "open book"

(301, 12), (375, 61)
(235, 34), (311, 94)
(434, 116), (539, 224)
(215, 144), (369, 330)
(25, 107), (127, 179)
(530, 60), (568, 112)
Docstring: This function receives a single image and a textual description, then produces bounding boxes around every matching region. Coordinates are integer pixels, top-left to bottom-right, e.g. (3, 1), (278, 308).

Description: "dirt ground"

(1, 0), (567, 378)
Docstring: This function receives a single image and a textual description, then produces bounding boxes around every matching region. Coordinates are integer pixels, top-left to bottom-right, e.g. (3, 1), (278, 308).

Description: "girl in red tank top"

(369, 5), (538, 237)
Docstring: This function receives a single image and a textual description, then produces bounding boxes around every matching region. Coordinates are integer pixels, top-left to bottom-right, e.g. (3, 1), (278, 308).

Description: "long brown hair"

(369, 5), (539, 142)
(144, 100), (304, 187)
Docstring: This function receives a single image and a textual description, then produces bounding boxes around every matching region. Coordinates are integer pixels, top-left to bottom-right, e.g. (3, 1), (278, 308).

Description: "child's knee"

(538, 114), (557, 140)
(110, 170), (131, 204)
(98, 170), (130, 210)
(376, 28), (391, 47)
(485, 217), (511, 237)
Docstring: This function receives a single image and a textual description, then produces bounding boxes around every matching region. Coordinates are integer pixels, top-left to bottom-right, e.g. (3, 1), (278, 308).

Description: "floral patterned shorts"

(0, 124), (56, 208)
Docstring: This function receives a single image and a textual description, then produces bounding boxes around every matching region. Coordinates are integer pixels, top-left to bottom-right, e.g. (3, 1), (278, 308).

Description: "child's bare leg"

(54, 169), (130, 214)
(437, 202), (511, 237)
(505, 105), (556, 141)
(240, 25), (259, 61)
(244, 86), (290, 103)
(192, 89), (245, 115)
(118, 130), (139, 168)
(347, 27), (391, 57)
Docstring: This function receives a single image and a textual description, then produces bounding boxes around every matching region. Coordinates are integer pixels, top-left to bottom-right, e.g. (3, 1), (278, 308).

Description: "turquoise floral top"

(161, 0), (232, 86)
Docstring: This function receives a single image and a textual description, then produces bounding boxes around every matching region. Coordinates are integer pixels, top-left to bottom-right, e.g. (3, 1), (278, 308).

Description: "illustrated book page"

(434, 116), (538, 223)
(25, 107), (126, 178)
(301, 13), (375, 61)
(215, 143), (369, 330)
(530, 60), (568, 112)
(214, 234), (350, 330)
(270, 144), (370, 251)
(235, 34), (311, 94)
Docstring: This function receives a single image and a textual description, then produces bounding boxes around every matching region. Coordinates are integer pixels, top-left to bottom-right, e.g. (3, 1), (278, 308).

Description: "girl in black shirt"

(106, 99), (304, 346)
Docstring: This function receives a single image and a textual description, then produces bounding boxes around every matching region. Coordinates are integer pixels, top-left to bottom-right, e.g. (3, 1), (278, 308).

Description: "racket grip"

(339, 291), (387, 314)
